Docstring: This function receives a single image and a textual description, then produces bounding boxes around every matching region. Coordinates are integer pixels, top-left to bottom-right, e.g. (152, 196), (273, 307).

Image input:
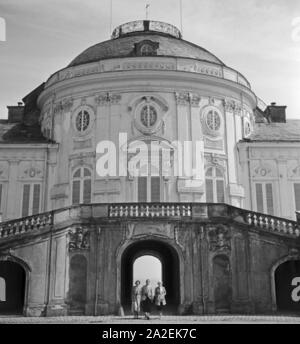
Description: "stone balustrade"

(0, 212), (53, 239)
(109, 203), (192, 218)
(0, 203), (299, 241)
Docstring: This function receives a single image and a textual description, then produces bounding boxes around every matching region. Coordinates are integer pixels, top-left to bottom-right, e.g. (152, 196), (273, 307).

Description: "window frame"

(205, 166), (226, 203)
(21, 183), (42, 217)
(72, 167), (92, 205)
(254, 181), (275, 215)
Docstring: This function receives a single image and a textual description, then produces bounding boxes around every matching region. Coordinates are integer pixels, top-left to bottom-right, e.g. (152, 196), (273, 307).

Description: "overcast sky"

(0, 0), (299, 119)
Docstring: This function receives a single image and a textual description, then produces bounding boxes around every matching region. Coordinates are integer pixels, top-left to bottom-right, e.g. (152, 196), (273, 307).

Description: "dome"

(68, 20), (224, 67)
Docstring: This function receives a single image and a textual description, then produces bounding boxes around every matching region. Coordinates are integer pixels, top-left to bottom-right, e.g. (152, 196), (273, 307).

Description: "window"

(255, 182), (274, 214)
(0, 184), (2, 211)
(22, 184), (41, 217)
(72, 167), (92, 204)
(205, 167), (225, 202)
(140, 105), (157, 128)
(206, 110), (221, 131)
(243, 118), (252, 137)
(75, 110), (90, 132)
(294, 183), (300, 211)
(135, 144), (162, 202)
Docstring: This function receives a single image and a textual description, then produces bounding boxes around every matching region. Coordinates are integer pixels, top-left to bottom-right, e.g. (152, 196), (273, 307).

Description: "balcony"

(0, 203), (299, 242)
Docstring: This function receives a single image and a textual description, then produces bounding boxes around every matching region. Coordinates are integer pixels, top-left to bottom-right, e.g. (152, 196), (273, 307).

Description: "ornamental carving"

(223, 99), (242, 114)
(95, 93), (122, 106)
(289, 165), (300, 178)
(207, 224), (231, 251)
(69, 227), (90, 251)
(134, 40), (159, 56)
(175, 92), (201, 106)
(252, 163), (274, 178)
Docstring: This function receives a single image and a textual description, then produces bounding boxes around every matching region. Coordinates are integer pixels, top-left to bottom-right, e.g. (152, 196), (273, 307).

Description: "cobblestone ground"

(0, 315), (300, 324)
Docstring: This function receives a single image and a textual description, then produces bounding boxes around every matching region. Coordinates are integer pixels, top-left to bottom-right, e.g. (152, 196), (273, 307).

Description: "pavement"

(0, 314), (300, 324)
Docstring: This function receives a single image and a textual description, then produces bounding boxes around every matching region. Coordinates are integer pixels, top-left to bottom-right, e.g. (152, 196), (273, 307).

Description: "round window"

(206, 110), (221, 131)
(140, 105), (157, 128)
(76, 110), (90, 132)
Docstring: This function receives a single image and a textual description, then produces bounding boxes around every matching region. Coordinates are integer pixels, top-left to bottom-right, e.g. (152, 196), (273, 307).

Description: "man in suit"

(141, 279), (153, 319)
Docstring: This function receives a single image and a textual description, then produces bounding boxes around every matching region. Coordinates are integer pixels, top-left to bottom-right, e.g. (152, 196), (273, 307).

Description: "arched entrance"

(120, 240), (180, 314)
(0, 260), (26, 315)
(275, 260), (300, 313)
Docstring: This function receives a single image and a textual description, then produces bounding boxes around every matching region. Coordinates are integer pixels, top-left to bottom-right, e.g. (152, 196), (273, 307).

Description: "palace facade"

(0, 20), (300, 316)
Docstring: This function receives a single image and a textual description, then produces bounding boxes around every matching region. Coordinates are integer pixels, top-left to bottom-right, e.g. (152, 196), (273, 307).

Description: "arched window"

(72, 167), (92, 204)
(205, 167), (225, 202)
(0, 277), (6, 302)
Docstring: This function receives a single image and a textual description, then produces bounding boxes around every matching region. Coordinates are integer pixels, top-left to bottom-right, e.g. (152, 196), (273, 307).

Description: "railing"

(0, 203), (299, 241)
(243, 209), (300, 237)
(0, 212), (53, 239)
(109, 203), (192, 218)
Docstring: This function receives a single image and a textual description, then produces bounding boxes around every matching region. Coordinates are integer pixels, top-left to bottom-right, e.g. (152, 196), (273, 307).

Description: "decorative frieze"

(68, 226), (90, 251)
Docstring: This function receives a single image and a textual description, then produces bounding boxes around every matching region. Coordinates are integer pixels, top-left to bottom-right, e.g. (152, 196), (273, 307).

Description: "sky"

(0, 0), (300, 119)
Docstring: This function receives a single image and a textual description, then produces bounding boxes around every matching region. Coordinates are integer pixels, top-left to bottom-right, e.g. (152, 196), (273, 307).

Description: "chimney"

(7, 102), (24, 123)
(264, 102), (286, 123)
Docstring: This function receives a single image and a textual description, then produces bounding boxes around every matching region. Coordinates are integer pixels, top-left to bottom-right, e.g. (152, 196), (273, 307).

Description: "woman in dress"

(141, 279), (153, 320)
(131, 280), (142, 319)
(154, 281), (166, 318)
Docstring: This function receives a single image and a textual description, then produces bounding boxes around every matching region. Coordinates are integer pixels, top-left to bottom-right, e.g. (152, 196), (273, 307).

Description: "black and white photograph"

(0, 0), (300, 332)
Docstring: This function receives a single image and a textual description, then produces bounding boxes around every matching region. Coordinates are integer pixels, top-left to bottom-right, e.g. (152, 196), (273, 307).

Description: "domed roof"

(68, 20), (224, 67)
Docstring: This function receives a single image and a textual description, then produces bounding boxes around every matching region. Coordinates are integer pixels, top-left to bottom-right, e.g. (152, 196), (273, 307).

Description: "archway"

(213, 255), (231, 313)
(68, 255), (87, 314)
(275, 260), (300, 313)
(121, 240), (180, 314)
(0, 261), (26, 314)
(133, 255), (162, 286)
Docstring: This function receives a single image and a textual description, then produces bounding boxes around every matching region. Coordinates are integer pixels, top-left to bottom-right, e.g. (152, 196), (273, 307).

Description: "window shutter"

(216, 180), (225, 203)
(265, 183), (274, 215)
(83, 179), (91, 204)
(32, 184), (40, 215)
(255, 183), (264, 213)
(72, 180), (81, 204)
(294, 183), (300, 211)
(205, 179), (214, 202)
(138, 177), (147, 202)
(151, 177), (161, 202)
(22, 184), (30, 217)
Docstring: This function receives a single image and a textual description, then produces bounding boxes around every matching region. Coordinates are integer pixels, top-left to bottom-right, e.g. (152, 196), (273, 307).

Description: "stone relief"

(207, 224), (231, 251)
(252, 162), (275, 178)
(68, 227), (90, 251)
(175, 92), (201, 106)
(223, 99), (242, 114)
(95, 93), (122, 106)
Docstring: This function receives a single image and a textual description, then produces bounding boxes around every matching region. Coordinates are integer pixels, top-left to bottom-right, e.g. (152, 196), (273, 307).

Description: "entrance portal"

(0, 261), (26, 315)
(121, 240), (180, 314)
(275, 260), (300, 313)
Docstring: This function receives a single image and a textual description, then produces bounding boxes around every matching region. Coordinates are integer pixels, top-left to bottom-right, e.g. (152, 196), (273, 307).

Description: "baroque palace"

(0, 20), (300, 316)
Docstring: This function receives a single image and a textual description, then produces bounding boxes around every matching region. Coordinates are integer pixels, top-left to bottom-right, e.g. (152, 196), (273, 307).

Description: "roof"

(68, 33), (224, 67)
(0, 122), (50, 144)
(247, 119), (300, 142)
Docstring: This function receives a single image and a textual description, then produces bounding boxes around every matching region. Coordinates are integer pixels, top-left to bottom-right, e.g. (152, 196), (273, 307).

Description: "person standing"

(141, 279), (153, 320)
(131, 280), (142, 319)
(154, 281), (166, 318)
